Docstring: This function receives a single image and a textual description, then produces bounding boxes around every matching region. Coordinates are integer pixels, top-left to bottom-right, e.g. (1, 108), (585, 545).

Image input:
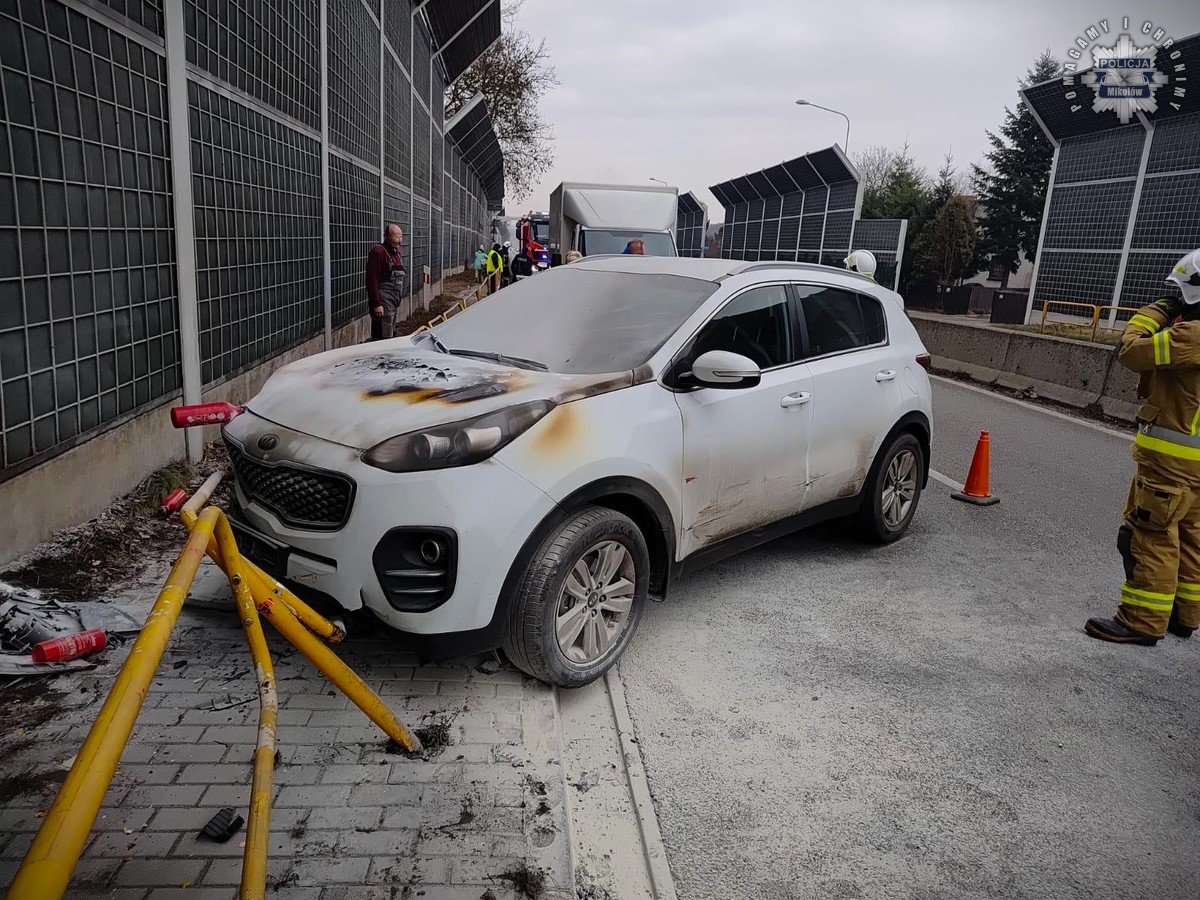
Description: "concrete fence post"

(163, 0), (202, 463)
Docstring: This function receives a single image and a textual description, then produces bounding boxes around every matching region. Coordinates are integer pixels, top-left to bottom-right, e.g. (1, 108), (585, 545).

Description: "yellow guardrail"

(7, 470), (421, 900)
(1039, 299), (1146, 342)
(414, 270), (499, 334)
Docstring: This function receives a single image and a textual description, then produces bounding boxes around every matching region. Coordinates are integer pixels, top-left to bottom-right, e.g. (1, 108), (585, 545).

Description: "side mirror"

(690, 350), (762, 389)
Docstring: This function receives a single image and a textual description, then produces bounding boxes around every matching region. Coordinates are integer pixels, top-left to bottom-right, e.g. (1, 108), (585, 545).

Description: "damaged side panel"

(498, 382), (685, 553)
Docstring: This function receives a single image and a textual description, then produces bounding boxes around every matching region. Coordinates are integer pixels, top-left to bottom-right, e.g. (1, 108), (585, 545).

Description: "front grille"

(225, 438), (355, 530)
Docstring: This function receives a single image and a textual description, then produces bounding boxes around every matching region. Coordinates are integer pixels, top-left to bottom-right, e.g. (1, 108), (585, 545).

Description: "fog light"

(419, 538), (445, 565)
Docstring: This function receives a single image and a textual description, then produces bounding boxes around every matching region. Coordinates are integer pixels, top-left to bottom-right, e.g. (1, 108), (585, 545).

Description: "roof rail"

(730, 260), (876, 283)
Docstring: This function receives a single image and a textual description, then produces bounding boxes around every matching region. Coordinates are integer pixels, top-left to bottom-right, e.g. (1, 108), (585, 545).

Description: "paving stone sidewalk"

(0, 562), (572, 899)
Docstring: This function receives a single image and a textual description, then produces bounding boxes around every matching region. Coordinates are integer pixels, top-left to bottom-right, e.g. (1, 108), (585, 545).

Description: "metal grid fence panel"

(0, 0), (178, 475)
(329, 155), (380, 327)
(1121, 250), (1185, 309)
(383, 0), (412, 72)
(1131, 171), (1200, 250)
(383, 50), (411, 186)
(328, 0), (380, 167)
(822, 209), (853, 251)
(1147, 112), (1200, 175)
(827, 180), (857, 211)
(1043, 181), (1137, 251)
(1053, 126), (1145, 185)
(383, 179), (412, 305)
(189, 82), (323, 384)
(411, 96), (429, 201)
(409, 196), (429, 290)
(185, 0), (320, 129)
(1033, 250), (1122, 307)
(95, 0), (164, 37)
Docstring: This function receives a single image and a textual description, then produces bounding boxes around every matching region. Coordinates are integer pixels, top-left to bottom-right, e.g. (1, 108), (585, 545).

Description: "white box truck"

(549, 182), (679, 262)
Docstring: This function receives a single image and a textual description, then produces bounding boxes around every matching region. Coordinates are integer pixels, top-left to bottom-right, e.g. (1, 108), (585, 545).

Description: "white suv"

(223, 256), (932, 686)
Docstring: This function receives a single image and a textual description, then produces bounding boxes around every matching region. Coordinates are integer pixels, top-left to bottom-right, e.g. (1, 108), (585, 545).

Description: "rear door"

(795, 284), (901, 508)
(671, 284), (814, 555)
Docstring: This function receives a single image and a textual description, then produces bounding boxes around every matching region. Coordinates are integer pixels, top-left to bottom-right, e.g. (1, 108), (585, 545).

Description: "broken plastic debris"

(199, 808), (244, 842)
(0, 584), (84, 653)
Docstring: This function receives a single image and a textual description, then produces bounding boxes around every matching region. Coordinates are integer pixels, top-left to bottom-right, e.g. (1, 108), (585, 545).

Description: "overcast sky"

(510, 0), (1198, 217)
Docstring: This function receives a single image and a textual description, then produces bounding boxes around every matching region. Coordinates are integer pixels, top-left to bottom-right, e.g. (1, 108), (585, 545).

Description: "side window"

(687, 286), (794, 370)
(796, 285), (887, 357)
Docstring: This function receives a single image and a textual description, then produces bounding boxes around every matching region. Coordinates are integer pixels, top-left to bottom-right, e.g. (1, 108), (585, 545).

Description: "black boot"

(1085, 617), (1160, 645)
(1168, 608), (1197, 639)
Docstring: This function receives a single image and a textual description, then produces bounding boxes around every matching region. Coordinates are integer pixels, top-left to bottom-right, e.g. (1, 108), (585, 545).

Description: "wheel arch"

(879, 410), (931, 486)
(497, 477), (676, 627)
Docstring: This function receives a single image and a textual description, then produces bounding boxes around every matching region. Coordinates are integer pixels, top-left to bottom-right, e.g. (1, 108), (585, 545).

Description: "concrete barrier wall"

(909, 312), (1140, 422)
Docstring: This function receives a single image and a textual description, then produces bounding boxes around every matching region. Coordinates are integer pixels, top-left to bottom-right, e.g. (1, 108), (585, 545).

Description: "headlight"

(362, 400), (555, 472)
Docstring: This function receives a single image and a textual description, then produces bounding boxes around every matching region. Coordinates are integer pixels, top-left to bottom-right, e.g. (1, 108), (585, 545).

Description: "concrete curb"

(606, 666), (678, 900)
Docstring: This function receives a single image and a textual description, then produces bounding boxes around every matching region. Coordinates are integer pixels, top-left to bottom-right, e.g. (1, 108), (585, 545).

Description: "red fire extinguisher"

(32, 629), (108, 663)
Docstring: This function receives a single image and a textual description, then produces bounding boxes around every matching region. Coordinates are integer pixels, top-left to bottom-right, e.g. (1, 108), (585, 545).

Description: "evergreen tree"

(930, 153), (957, 211)
(970, 51), (1061, 287)
(919, 195), (978, 287)
(878, 144), (931, 293)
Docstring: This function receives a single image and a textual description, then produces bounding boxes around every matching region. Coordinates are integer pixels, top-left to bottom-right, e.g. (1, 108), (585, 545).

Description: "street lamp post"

(648, 177), (671, 187)
(794, 100), (851, 153)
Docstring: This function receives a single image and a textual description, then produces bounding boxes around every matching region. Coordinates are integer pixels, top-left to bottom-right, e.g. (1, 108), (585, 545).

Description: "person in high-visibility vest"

(486, 243), (504, 291)
(1087, 248), (1200, 645)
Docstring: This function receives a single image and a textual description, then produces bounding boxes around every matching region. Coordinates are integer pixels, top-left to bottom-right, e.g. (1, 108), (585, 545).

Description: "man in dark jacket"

(365, 224), (406, 340)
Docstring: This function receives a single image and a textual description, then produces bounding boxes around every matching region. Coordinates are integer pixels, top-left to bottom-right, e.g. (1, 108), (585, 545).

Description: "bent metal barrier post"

(6, 408), (422, 900)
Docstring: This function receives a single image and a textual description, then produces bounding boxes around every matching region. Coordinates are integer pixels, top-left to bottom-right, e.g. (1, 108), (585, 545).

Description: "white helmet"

(1167, 249), (1200, 305)
(844, 249), (877, 279)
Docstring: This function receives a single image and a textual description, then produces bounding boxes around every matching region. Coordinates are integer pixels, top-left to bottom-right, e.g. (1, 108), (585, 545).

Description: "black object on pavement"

(200, 807), (245, 842)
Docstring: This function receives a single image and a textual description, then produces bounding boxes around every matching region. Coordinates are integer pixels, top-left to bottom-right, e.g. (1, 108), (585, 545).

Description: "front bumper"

(222, 412), (557, 637)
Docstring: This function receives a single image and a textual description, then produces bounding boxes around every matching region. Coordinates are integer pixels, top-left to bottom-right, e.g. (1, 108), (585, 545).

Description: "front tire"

(855, 433), (924, 543)
(502, 506), (649, 688)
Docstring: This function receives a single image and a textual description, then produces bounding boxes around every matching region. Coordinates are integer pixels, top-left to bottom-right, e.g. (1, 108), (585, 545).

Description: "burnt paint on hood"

(243, 339), (648, 450)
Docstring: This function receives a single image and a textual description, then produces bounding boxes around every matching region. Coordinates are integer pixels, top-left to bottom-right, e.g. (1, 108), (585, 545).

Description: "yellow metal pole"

(179, 475), (345, 644)
(1040, 299), (1049, 333)
(251, 586), (422, 753)
(1090, 305), (1101, 342)
(214, 515), (276, 900)
(6, 509), (219, 900)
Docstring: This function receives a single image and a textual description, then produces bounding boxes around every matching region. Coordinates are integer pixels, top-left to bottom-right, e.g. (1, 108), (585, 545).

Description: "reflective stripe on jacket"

(1120, 299), (1200, 462)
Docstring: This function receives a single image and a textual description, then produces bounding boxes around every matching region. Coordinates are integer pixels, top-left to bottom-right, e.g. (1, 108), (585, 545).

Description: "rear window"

(796, 285), (887, 357)
(433, 268), (720, 374)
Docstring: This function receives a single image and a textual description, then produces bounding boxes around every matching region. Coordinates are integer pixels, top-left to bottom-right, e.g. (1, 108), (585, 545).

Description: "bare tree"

(445, 1), (558, 204)
(852, 145), (896, 219)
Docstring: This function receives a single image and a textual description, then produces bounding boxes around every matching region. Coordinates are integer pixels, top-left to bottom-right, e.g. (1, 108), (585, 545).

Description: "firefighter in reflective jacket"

(1087, 248), (1200, 645)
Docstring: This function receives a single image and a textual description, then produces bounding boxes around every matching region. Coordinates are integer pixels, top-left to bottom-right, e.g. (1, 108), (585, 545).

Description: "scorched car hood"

(245, 339), (643, 450)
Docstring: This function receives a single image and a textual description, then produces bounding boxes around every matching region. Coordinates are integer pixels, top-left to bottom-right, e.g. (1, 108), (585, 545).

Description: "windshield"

(431, 268), (718, 374)
(532, 221), (549, 243)
(581, 229), (677, 257)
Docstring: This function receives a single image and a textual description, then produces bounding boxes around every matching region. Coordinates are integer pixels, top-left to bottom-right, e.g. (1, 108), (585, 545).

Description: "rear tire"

(854, 433), (923, 543)
(502, 506), (649, 688)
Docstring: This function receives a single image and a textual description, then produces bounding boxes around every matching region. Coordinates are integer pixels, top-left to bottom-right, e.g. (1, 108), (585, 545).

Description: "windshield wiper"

(415, 331), (449, 354)
(443, 348), (549, 371)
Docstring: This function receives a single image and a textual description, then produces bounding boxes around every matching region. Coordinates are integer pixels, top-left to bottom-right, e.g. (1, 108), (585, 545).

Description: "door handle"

(780, 391), (811, 409)
(875, 369), (898, 382)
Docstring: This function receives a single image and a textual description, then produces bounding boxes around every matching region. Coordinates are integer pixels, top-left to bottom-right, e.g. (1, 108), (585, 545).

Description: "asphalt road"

(618, 376), (1200, 900)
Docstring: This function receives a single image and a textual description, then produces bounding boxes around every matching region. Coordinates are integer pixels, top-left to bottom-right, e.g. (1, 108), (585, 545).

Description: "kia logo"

(257, 434), (279, 452)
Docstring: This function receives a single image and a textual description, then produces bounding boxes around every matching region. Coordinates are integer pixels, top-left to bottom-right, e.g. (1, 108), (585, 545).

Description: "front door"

(795, 284), (902, 507)
(673, 285), (813, 556)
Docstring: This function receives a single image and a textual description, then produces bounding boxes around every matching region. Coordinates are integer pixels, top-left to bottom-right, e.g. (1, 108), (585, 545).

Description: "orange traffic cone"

(952, 430), (999, 506)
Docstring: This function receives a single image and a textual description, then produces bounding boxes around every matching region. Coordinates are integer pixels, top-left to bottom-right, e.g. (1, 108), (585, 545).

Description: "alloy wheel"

(555, 540), (636, 665)
(881, 449), (918, 528)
